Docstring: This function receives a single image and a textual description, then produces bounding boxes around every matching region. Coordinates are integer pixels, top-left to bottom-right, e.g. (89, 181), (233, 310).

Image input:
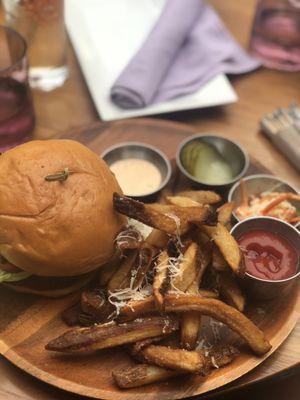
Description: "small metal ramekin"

(228, 174), (300, 229)
(101, 142), (172, 202)
(231, 216), (300, 301)
(176, 134), (249, 192)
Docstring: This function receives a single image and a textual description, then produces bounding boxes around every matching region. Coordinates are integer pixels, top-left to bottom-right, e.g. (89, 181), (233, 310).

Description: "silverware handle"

(272, 129), (300, 172)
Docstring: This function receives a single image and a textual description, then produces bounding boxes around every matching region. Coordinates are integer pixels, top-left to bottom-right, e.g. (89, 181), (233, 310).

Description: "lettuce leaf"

(0, 270), (32, 282)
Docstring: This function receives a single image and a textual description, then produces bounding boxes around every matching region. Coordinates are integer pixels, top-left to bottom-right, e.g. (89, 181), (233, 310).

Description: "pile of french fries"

(46, 190), (271, 389)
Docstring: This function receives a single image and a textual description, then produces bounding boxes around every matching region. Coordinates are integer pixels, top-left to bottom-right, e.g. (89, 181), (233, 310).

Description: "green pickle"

(182, 142), (200, 172)
(181, 142), (193, 171)
(182, 141), (233, 184)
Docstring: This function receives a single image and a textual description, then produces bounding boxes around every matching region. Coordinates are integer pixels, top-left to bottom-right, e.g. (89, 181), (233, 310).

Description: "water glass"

(0, 25), (35, 152)
(3, 0), (69, 91)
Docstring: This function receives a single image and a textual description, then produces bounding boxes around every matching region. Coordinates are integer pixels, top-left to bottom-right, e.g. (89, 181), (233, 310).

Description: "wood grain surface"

(0, 118), (299, 400)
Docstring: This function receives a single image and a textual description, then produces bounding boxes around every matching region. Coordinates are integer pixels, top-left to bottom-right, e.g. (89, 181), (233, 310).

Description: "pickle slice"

(193, 144), (233, 184)
(182, 142), (206, 174)
(182, 141), (234, 184)
(181, 142), (195, 172)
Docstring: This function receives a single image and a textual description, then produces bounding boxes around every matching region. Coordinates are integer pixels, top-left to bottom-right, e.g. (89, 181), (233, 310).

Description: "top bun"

(0, 140), (125, 276)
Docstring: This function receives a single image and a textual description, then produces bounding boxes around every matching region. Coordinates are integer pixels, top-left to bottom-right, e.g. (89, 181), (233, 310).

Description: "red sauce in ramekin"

(237, 230), (298, 281)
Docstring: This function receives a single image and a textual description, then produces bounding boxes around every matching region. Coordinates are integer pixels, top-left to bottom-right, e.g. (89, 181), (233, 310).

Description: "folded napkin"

(111, 0), (260, 109)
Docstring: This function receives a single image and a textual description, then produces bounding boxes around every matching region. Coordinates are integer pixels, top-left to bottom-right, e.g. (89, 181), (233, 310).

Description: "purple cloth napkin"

(111, 0), (260, 109)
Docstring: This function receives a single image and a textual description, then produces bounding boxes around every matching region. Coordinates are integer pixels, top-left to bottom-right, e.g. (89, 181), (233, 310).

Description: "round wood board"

(0, 118), (299, 400)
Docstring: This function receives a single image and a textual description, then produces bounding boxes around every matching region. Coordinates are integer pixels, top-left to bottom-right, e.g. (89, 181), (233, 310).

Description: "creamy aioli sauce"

(110, 158), (162, 196)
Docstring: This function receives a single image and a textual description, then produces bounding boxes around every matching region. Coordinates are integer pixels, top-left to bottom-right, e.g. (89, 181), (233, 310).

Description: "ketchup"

(237, 230), (298, 281)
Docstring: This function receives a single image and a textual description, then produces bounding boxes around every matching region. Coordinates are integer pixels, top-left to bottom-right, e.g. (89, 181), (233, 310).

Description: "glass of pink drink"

(250, 0), (300, 71)
(0, 25), (35, 152)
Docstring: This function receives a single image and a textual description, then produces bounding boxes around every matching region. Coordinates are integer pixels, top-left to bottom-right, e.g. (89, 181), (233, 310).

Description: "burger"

(0, 139), (125, 297)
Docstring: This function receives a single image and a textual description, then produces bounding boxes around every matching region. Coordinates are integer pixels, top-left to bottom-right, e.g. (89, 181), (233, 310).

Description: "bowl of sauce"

(101, 142), (171, 202)
(176, 134), (249, 191)
(231, 216), (300, 300)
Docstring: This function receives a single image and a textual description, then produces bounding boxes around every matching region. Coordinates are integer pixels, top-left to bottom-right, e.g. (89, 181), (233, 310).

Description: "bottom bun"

(2, 272), (96, 298)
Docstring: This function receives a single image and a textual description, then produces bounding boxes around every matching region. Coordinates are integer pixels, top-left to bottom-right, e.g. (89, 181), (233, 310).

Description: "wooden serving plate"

(0, 118), (299, 400)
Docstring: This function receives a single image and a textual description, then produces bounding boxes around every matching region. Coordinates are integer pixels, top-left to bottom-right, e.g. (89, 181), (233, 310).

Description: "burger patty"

(7, 273), (94, 290)
(2, 271), (97, 298)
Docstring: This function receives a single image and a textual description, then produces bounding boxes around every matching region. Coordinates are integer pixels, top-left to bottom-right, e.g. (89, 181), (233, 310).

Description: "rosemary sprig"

(45, 168), (73, 182)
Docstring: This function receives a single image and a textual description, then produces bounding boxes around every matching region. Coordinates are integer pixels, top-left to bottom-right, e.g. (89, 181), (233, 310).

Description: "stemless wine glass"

(250, 0), (300, 71)
(0, 25), (35, 152)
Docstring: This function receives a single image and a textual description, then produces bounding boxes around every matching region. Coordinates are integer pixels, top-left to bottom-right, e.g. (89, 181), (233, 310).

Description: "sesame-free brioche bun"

(0, 139), (125, 277)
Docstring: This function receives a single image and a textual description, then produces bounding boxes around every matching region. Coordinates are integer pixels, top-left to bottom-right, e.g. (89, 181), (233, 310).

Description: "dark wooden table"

(0, 1), (299, 399)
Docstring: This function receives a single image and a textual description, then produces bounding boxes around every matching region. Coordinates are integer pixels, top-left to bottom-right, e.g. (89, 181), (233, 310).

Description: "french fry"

(212, 246), (229, 272)
(180, 246), (210, 350)
(145, 228), (169, 248)
(114, 227), (143, 251)
(118, 296), (156, 321)
(129, 336), (167, 362)
(180, 285), (202, 350)
(140, 344), (238, 373)
(171, 243), (200, 292)
(132, 244), (157, 289)
(142, 345), (202, 373)
(145, 202), (210, 235)
(193, 228), (211, 246)
(217, 272), (246, 312)
(62, 304), (80, 326)
(118, 290), (219, 321)
(200, 223), (243, 275)
(108, 245), (155, 293)
(200, 224), (217, 238)
(153, 251), (169, 310)
(45, 316), (179, 352)
(198, 289), (219, 299)
(217, 202), (235, 230)
(177, 190), (222, 205)
(78, 312), (102, 327)
(113, 193), (211, 235)
(98, 252), (122, 287)
(81, 288), (114, 323)
(193, 229), (212, 268)
(164, 294), (271, 355)
(193, 244), (211, 286)
(113, 364), (182, 388)
(165, 196), (200, 207)
(107, 250), (138, 292)
(212, 223), (245, 276)
(167, 235), (192, 258)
